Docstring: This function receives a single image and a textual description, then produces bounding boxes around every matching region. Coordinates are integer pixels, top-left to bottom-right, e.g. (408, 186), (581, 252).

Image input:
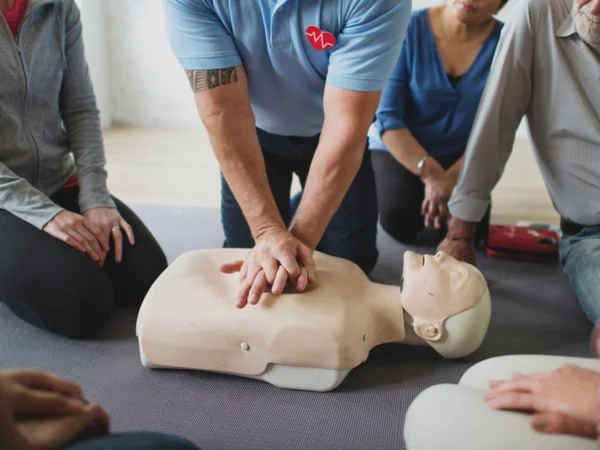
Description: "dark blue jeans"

(221, 128), (379, 274)
(66, 432), (199, 450)
(559, 225), (600, 324)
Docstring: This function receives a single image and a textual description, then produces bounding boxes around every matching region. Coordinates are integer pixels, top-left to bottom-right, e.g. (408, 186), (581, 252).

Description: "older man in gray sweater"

(439, 0), (600, 324)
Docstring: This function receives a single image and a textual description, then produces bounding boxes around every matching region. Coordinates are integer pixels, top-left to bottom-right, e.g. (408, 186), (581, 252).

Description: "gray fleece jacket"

(0, 0), (115, 230)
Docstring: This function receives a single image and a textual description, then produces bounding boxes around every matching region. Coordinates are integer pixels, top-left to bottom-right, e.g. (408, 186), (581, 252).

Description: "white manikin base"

(139, 340), (351, 392)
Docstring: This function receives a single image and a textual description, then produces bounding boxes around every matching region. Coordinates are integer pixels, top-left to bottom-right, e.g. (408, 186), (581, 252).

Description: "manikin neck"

(367, 282), (407, 346)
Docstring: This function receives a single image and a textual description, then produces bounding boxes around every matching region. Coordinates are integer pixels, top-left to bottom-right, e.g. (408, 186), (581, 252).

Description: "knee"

(44, 270), (115, 339)
(378, 207), (420, 244)
(124, 245), (168, 307)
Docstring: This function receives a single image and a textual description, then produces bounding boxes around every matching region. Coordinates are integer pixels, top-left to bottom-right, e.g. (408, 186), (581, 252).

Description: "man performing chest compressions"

(136, 250), (491, 392)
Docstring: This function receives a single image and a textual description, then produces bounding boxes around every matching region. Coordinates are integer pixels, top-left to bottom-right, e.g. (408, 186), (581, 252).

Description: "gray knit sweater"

(0, 0), (114, 230)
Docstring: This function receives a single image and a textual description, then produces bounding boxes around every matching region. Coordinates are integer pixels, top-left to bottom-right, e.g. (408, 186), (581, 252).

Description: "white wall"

(78, 0), (112, 128)
(97, 0), (527, 136)
(106, 0), (198, 128)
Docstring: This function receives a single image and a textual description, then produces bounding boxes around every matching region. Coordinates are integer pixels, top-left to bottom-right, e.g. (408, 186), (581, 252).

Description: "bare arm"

(289, 86), (381, 249)
(381, 128), (447, 181)
(187, 66), (285, 239)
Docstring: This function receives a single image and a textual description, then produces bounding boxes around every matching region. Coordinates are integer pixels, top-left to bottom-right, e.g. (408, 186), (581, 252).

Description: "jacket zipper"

(12, 1), (60, 189)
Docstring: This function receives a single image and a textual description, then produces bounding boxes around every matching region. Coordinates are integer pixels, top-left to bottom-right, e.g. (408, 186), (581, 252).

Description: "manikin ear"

(411, 318), (445, 342)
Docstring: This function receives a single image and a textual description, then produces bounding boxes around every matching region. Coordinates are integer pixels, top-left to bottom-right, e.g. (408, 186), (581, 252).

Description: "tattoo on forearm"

(185, 68), (238, 93)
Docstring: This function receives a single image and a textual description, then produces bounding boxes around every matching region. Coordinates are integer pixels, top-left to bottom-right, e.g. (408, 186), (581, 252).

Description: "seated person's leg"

(559, 229), (600, 323)
(0, 208), (114, 339)
(404, 384), (596, 450)
(317, 150), (379, 274)
(101, 197), (168, 308)
(370, 149), (425, 244)
(66, 431), (199, 450)
(459, 355), (600, 390)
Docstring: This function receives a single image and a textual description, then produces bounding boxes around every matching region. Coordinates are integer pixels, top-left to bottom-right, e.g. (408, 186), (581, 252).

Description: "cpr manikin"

(137, 250), (491, 392)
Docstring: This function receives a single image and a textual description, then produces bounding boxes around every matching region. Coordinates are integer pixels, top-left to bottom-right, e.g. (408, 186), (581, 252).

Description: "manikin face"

(447, 0), (504, 25)
(574, 0), (600, 48)
(400, 251), (487, 340)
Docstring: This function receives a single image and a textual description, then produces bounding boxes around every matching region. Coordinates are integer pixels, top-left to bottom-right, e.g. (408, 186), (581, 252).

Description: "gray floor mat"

(0, 205), (593, 450)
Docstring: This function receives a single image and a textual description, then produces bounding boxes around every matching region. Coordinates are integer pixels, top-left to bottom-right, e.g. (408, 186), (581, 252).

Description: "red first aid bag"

(486, 225), (560, 262)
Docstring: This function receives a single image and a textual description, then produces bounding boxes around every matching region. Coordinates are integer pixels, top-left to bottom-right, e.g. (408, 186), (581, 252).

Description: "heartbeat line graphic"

(306, 31), (335, 49)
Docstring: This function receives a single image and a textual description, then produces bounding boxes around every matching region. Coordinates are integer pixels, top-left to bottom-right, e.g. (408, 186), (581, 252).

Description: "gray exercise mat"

(0, 205), (593, 450)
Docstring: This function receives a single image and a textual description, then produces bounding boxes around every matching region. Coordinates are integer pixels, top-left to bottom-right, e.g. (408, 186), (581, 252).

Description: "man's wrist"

(447, 217), (478, 238)
(289, 223), (318, 251)
(252, 220), (288, 242)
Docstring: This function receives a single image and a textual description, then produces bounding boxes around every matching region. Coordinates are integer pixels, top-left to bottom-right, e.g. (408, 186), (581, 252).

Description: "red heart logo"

(305, 25), (336, 51)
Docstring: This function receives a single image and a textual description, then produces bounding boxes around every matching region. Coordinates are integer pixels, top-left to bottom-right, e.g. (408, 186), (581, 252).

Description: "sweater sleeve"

(59, 0), (115, 213)
(0, 162), (64, 229)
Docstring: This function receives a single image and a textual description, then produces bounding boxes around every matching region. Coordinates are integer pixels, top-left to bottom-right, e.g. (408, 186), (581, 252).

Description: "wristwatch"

(416, 155), (430, 177)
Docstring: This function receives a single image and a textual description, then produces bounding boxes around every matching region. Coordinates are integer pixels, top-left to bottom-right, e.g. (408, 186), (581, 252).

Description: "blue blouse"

(368, 9), (503, 169)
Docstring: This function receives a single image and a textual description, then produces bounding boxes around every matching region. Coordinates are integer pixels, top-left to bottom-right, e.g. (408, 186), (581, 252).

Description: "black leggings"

(371, 150), (490, 246)
(0, 187), (167, 339)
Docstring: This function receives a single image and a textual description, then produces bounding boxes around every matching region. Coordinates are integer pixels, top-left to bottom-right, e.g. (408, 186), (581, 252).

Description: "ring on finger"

(111, 226), (121, 233)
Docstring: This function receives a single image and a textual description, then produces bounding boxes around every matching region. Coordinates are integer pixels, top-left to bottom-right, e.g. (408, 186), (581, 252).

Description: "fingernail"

(531, 416), (547, 431)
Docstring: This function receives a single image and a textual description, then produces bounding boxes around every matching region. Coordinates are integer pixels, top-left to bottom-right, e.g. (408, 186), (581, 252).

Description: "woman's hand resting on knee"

(83, 208), (135, 264)
(44, 208), (134, 266)
(0, 369), (109, 450)
(485, 364), (600, 438)
(43, 211), (110, 265)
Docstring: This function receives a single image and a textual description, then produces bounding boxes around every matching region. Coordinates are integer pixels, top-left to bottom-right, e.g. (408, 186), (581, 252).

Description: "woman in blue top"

(369, 0), (506, 245)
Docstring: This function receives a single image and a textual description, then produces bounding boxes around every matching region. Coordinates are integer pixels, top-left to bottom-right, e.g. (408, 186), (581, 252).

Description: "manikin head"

(574, 0), (600, 47)
(401, 251), (491, 359)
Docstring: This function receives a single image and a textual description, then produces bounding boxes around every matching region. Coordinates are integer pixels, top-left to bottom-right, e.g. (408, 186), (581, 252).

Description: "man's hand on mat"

(84, 208), (135, 265)
(485, 364), (600, 438)
(0, 369), (110, 449)
(220, 229), (316, 308)
(44, 211), (110, 265)
(436, 217), (477, 266)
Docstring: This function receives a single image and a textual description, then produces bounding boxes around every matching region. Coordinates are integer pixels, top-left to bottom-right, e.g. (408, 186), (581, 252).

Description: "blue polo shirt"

(164, 0), (411, 137)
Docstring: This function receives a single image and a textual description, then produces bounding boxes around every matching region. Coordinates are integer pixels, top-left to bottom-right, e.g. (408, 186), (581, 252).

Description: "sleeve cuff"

(77, 170), (116, 213)
(326, 73), (387, 92)
(378, 116), (407, 133)
(178, 53), (242, 71)
(448, 192), (491, 223)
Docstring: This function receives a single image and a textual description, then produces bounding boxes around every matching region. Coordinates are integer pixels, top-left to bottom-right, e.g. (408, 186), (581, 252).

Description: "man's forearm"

(290, 86), (380, 249)
(204, 108), (285, 239)
(289, 132), (366, 249)
(189, 66), (284, 239)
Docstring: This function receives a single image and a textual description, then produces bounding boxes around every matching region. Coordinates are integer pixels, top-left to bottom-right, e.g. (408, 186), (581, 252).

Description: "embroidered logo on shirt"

(305, 26), (336, 51)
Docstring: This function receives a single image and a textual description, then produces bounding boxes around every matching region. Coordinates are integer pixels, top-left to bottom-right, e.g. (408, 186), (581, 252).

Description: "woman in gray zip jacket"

(0, 0), (168, 338)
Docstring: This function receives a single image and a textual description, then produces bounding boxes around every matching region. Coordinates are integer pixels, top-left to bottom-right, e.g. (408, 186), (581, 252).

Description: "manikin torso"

(137, 250), (491, 391)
